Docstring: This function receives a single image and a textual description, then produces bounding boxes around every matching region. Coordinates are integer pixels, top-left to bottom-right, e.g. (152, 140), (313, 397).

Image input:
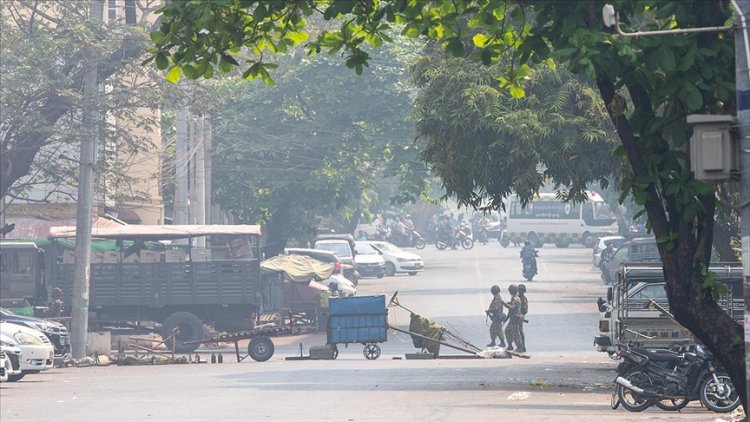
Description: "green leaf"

(684, 83), (703, 110)
(165, 66), (182, 83)
(657, 45), (676, 72)
(508, 83), (525, 98)
(155, 52), (169, 70)
(446, 38), (464, 57)
(545, 57), (557, 71)
(472, 33), (489, 48)
(149, 31), (164, 44)
(285, 30), (309, 44)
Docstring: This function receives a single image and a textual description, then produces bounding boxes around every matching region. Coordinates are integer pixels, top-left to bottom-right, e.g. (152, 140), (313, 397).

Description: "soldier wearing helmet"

(517, 284), (528, 353)
(503, 284), (523, 352)
(485, 285), (506, 347)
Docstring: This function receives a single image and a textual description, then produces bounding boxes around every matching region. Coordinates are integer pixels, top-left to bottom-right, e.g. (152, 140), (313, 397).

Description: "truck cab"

(595, 262), (742, 354)
(0, 242), (48, 310)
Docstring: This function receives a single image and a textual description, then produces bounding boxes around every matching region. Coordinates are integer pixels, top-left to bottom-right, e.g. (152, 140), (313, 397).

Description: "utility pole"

(733, 0), (750, 411)
(193, 113), (206, 247)
(205, 115), (212, 224)
(71, 0), (103, 360)
(174, 84), (189, 226)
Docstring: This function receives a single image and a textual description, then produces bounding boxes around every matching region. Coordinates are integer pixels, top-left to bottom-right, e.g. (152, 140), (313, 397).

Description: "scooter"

(521, 249), (538, 281)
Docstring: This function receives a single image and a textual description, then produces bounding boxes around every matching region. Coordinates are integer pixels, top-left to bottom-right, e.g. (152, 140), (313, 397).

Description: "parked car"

(592, 235), (626, 267)
(0, 348), (8, 382)
(353, 242), (386, 278)
(313, 234), (356, 267)
(0, 308), (70, 361)
(0, 322), (55, 380)
(0, 343), (22, 382)
(365, 241), (424, 276)
(602, 237), (660, 283)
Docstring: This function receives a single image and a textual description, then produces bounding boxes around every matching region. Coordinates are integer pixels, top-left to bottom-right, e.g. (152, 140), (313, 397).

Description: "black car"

(0, 308), (70, 360)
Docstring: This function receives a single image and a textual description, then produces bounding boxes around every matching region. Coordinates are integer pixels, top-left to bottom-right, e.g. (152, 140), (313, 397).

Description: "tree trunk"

(262, 192), (294, 258)
(595, 72), (747, 411)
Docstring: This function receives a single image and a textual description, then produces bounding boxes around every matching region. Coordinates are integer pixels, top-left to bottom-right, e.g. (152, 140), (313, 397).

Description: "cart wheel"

(331, 346), (339, 360)
(247, 336), (275, 362)
(363, 343), (381, 360)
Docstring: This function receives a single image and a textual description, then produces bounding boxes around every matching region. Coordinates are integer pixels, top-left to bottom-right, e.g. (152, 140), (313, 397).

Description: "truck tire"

(162, 312), (204, 354)
(248, 336), (275, 362)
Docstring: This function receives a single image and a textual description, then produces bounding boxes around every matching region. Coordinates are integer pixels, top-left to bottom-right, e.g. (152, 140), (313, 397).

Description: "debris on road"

(507, 391), (530, 401)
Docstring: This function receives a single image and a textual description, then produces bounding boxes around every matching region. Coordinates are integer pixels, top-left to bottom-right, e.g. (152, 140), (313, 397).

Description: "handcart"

(327, 295), (388, 360)
(386, 291), (482, 357)
(184, 324), (313, 362)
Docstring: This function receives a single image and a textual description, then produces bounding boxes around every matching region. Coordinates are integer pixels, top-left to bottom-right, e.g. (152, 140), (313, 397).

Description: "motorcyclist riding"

(520, 241), (538, 280)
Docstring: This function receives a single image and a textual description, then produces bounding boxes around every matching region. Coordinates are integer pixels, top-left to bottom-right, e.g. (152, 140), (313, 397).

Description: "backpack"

(520, 296), (529, 315)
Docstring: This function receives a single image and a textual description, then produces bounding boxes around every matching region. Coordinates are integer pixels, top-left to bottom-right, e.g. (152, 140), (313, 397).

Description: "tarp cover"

(409, 313), (443, 356)
(329, 295), (386, 316)
(49, 224), (261, 240)
(260, 254), (334, 283)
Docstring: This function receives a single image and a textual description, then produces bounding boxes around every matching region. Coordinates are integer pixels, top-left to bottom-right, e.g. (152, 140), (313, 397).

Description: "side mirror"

(607, 287), (613, 302)
(596, 297), (607, 312)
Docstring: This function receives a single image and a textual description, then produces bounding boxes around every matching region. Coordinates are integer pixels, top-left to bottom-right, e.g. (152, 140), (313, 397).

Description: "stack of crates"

(327, 295), (387, 345)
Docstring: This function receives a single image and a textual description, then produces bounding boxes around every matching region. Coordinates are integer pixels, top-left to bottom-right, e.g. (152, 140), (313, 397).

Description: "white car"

(0, 343), (22, 382)
(0, 322), (55, 379)
(353, 242), (386, 278)
(365, 241), (424, 276)
(592, 235), (626, 267)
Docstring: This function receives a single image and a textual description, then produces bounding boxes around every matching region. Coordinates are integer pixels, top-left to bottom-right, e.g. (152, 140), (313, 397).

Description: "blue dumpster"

(327, 295), (388, 359)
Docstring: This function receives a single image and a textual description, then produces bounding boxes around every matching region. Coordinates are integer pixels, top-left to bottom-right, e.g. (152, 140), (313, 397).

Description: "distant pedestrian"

(517, 284), (529, 353)
(485, 285), (506, 347)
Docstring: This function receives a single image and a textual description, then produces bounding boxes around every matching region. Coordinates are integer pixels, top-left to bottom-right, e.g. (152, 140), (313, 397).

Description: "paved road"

(0, 242), (735, 421)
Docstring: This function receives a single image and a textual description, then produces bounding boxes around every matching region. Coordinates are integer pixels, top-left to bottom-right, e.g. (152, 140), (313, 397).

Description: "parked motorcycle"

(613, 343), (740, 413)
(520, 248), (538, 281)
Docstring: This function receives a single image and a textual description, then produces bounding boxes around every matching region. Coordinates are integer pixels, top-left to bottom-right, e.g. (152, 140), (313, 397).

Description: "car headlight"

(29, 322), (55, 333)
(0, 340), (17, 348)
(13, 332), (43, 345)
(397, 258), (406, 262)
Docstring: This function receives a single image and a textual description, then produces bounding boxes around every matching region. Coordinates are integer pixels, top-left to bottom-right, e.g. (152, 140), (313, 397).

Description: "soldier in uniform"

(517, 284), (529, 353)
(47, 287), (64, 318)
(503, 284), (523, 352)
(485, 285), (506, 347)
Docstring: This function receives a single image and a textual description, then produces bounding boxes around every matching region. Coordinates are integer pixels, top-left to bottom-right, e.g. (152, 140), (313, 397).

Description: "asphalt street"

(0, 241), (736, 421)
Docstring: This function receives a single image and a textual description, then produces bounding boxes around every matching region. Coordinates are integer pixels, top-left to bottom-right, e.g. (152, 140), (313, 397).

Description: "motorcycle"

(409, 229), (426, 250)
(613, 343), (740, 413)
(521, 248), (538, 281)
(455, 223), (474, 250)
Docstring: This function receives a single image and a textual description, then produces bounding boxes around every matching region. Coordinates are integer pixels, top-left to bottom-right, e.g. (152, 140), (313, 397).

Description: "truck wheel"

(162, 312), (204, 354)
(248, 336), (275, 362)
(7, 372), (25, 382)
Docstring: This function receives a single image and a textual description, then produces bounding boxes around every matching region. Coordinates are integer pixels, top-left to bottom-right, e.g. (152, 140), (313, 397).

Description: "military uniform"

(518, 293), (528, 352)
(487, 293), (506, 347)
(504, 294), (523, 351)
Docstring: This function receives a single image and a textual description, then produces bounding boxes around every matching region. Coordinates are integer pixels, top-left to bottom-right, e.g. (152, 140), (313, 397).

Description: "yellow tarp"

(409, 313), (444, 356)
(260, 254), (334, 283)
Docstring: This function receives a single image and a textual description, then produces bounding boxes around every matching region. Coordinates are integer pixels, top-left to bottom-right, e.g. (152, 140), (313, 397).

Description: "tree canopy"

(149, 0), (745, 409)
(1, 1), (162, 207)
